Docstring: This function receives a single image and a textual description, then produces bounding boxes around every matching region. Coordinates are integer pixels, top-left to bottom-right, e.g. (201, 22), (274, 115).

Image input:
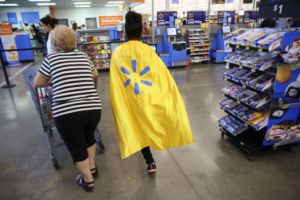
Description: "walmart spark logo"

(120, 60), (153, 95)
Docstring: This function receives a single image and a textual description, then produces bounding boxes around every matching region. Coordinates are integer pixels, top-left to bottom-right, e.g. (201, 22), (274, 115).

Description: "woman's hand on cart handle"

(34, 72), (50, 88)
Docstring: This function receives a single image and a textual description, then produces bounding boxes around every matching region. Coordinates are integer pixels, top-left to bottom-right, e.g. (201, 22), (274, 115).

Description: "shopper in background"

(40, 15), (58, 54)
(34, 25), (102, 192)
(72, 22), (78, 32)
(23, 22), (33, 39)
(259, 18), (276, 28)
(109, 11), (194, 174)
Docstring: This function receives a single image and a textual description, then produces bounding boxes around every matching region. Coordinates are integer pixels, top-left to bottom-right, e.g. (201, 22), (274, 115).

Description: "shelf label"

(251, 69), (256, 72)
(246, 46), (250, 50)
(239, 66), (243, 69)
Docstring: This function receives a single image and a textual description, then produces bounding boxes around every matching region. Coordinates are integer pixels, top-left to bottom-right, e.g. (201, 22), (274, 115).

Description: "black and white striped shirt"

(39, 50), (102, 118)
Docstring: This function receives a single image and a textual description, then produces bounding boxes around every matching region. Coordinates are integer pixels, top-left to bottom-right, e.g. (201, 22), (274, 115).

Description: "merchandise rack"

(218, 30), (300, 160)
(187, 29), (210, 63)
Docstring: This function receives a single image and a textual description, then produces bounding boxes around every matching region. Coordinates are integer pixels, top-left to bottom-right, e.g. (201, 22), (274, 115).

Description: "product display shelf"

(77, 29), (113, 70)
(187, 29), (210, 63)
(218, 31), (284, 159)
(223, 93), (270, 112)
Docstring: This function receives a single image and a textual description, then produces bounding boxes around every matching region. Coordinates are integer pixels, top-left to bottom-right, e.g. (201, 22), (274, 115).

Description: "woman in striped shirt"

(34, 25), (101, 192)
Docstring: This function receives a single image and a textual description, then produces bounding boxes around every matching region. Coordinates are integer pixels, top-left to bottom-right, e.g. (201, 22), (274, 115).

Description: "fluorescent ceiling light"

(75, 5), (91, 7)
(29, 0), (50, 2)
(105, 5), (119, 7)
(0, 0), (5, 2)
(0, 4), (18, 6)
(74, 2), (91, 5)
(107, 1), (124, 4)
(37, 2), (56, 6)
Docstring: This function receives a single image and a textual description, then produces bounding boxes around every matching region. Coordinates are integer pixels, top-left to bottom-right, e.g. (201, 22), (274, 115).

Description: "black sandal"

(76, 175), (94, 192)
(91, 167), (99, 178)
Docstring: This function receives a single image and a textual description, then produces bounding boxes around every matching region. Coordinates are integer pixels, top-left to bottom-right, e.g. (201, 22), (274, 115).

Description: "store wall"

(0, 7), (49, 26)
(54, 7), (126, 28)
(134, 0), (256, 17)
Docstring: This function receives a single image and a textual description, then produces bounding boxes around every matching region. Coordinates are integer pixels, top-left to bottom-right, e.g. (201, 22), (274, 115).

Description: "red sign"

(0, 24), (13, 35)
(99, 16), (123, 27)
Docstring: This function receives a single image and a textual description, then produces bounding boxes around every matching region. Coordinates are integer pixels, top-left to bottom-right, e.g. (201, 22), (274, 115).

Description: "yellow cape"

(109, 41), (194, 159)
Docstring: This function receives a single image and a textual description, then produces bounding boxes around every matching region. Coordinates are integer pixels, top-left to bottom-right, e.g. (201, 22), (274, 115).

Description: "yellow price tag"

(239, 66), (243, 69)
(251, 69), (256, 72)
(246, 46), (250, 50)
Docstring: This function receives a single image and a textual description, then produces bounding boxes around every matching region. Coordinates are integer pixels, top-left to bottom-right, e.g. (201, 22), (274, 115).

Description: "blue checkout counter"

(0, 33), (34, 64)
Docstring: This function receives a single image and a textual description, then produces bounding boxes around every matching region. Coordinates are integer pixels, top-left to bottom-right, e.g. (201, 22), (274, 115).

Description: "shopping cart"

(24, 69), (105, 170)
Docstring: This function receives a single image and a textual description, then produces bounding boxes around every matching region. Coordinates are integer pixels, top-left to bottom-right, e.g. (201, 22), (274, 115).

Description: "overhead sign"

(99, 16), (123, 27)
(218, 11), (235, 24)
(259, 0), (300, 18)
(243, 11), (259, 23)
(7, 12), (18, 25)
(187, 11), (206, 25)
(157, 11), (177, 26)
(128, 0), (145, 2)
(21, 12), (40, 24)
(170, 0), (179, 4)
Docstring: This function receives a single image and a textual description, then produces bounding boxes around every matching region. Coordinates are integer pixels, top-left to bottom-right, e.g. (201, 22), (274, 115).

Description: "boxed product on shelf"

(220, 98), (237, 109)
(244, 112), (269, 131)
(240, 71), (260, 85)
(250, 74), (274, 91)
(222, 85), (246, 98)
(240, 51), (278, 71)
(227, 69), (249, 82)
(238, 90), (256, 102)
(256, 31), (285, 51)
(218, 115), (248, 136)
(244, 93), (270, 108)
(225, 50), (254, 64)
(281, 39), (300, 64)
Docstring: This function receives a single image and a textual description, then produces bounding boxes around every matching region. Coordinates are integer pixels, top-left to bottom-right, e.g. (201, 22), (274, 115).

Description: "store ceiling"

(1, 0), (137, 8)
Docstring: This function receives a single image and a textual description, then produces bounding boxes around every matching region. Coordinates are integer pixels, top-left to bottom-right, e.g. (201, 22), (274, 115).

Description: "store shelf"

(223, 77), (273, 94)
(190, 52), (209, 56)
(225, 61), (274, 73)
(223, 93), (270, 112)
(222, 108), (267, 131)
(219, 127), (270, 160)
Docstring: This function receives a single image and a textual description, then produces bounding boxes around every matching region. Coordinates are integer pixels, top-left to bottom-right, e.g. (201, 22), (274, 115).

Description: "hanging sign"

(99, 16), (123, 27)
(157, 11), (177, 26)
(7, 12), (18, 25)
(21, 12), (40, 24)
(243, 11), (259, 23)
(218, 11), (235, 24)
(259, 0), (300, 18)
(186, 11), (206, 25)
(170, 0), (179, 4)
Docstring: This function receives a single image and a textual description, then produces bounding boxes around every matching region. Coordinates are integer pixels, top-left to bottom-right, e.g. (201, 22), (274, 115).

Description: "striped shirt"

(39, 50), (102, 118)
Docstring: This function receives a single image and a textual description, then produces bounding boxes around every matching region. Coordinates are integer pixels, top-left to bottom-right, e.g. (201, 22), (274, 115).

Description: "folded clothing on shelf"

(218, 115), (247, 136)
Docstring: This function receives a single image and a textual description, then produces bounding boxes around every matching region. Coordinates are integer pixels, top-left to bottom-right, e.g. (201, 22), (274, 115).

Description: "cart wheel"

(97, 143), (105, 153)
(52, 158), (59, 170)
(221, 133), (225, 139)
(247, 154), (255, 161)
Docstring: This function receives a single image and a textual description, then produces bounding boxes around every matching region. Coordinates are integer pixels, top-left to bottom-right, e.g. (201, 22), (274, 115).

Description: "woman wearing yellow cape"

(109, 11), (194, 173)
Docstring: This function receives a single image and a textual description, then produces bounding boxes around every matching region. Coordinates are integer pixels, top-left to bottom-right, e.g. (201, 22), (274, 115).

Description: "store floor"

(0, 63), (300, 200)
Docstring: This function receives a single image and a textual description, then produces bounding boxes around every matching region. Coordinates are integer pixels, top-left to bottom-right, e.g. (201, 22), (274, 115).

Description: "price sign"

(259, 0), (300, 18)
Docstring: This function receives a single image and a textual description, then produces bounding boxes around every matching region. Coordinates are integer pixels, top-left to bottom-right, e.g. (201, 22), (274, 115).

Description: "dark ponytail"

(40, 15), (58, 28)
(125, 11), (142, 40)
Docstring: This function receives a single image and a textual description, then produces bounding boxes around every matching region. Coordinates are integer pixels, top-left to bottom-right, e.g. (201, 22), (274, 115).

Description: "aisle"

(0, 63), (299, 200)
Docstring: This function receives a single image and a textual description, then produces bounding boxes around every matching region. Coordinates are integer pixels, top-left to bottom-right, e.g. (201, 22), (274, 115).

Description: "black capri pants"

(54, 110), (101, 163)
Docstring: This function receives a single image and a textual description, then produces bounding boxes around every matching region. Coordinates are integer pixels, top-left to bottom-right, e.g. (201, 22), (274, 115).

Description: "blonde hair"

(51, 25), (77, 52)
